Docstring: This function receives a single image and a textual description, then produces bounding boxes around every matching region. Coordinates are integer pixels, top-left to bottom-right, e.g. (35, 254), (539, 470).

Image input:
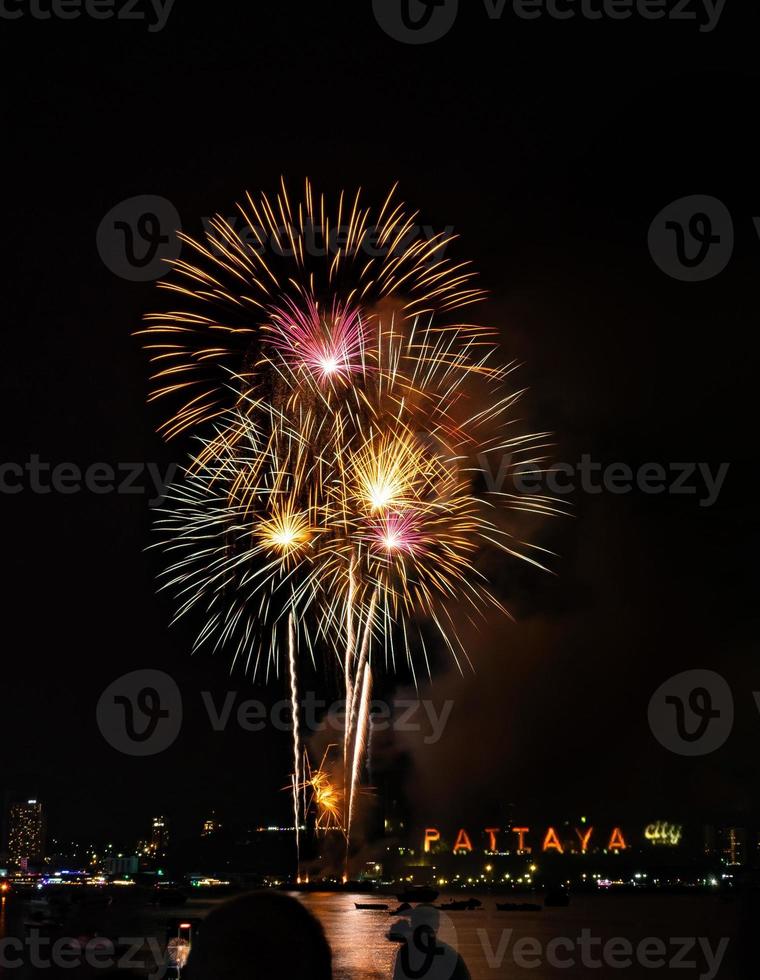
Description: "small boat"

(439, 897), (482, 911)
(395, 886), (439, 904)
(355, 902), (389, 911)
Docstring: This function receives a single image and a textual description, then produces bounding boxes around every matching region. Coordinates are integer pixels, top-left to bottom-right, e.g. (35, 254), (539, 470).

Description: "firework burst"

(136, 178), (489, 440)
(299, 748), (345, 835)
(142, 181), (560, 879)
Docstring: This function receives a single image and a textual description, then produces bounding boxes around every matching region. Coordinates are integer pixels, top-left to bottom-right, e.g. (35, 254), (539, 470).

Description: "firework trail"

(141, 180), (560, 878)
(343, 587), (378, 848)
(288, 612), (301, 879)
(347, 659), (373, 846)
(343, 556), (357, 788)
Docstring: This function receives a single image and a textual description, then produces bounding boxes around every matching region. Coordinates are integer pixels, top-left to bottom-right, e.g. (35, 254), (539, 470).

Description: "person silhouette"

(185, 892), (332, 980)
(393, 905), (471, 980)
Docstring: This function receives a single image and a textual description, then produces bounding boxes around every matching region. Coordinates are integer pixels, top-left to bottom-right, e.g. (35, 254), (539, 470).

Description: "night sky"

(1, 1), (758, 849)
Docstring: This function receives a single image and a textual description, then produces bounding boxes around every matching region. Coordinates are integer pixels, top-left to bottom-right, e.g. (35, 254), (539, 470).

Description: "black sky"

(1, 0), (758, 847)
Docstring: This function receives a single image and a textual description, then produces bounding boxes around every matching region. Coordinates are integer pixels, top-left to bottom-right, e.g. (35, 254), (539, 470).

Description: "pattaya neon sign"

(423, 825), (629, 854)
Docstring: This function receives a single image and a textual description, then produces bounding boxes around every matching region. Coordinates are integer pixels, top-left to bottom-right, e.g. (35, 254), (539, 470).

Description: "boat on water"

(394, 886), (439, 904)
(438, 898), (482, 911)
(355, 903), (389, 911)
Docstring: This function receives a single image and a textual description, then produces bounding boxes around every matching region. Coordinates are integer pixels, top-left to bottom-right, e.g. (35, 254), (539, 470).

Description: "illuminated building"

(719, 827), (746, 867)
(151, 816), (169, 856)
(105, 854), (139, 876)
(202, 812), (222, 837)
(8, 800), (46, 867)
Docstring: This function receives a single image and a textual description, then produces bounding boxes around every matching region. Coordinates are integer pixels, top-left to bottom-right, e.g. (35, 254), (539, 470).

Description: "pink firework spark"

(368, 511), (424, 555)
(266, 297), (365, 382)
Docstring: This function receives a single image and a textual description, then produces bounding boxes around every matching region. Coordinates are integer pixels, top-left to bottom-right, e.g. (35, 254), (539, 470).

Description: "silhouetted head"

(187, 892), (332, 980)
(409, 904), (440, 935)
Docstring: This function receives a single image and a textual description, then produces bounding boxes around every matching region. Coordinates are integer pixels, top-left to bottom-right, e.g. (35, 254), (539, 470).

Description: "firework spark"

(300, 748), (345, 834)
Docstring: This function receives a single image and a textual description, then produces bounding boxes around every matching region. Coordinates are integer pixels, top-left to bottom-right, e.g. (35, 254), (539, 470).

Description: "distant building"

(202, 813), (222, 837)
(105, 854), (139, 876)
(719, 827), (747, 866)
(8, 800), (46, 867)
(383, 797), (406, 837)
(704, 824), (749, 866)
(151, 816), (169, 856)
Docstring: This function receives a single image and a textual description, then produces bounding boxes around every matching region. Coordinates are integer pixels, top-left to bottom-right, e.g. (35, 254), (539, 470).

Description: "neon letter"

(512, 827), (530, 852)
(453, 828), (473, 853)
(423, 828), (441, 853)
(608, 827), (627, 851)
(575, 826), (593, 852)
(543, 827), (563, 853)
(485, 828), (501, 851)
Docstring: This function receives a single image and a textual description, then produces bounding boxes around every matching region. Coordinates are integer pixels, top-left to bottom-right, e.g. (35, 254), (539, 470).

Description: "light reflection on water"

(0, 889), (743, 980)
(296, 892), (397, 980)
(294, 891), (741, 980)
